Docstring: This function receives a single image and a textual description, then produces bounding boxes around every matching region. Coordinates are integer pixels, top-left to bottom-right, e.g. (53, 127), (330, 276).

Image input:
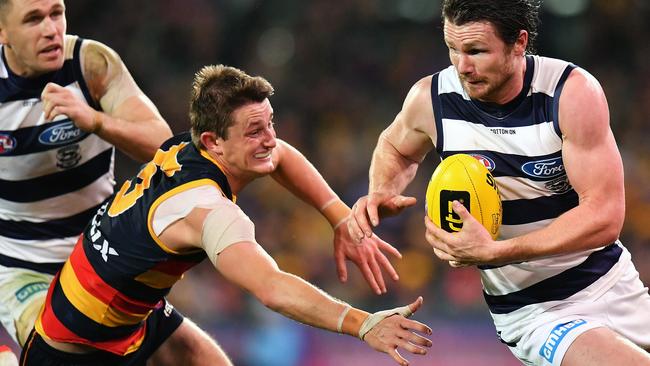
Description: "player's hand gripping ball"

(425, 154), (502, 239)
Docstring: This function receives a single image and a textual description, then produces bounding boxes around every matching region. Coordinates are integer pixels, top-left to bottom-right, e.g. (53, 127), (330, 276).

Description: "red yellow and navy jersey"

(35, 133), (233, 355)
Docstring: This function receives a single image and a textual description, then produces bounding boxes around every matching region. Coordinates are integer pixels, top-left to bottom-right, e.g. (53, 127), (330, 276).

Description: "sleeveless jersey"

(0, 35), (114, 274)
(35, 133), (233, 355)
(431, 55), (630, 334)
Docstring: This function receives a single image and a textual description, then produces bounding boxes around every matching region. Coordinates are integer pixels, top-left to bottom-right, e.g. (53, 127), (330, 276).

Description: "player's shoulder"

(78, 37), (122, 66)
(403, 75), (434, 108)
(411, 74), (434, 94)
(75, 36), (126, 92)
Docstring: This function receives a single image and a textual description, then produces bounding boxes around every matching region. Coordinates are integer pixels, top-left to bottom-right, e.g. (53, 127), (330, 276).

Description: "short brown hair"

(442, 0), (540, 54)
(189, 64), (274, 148)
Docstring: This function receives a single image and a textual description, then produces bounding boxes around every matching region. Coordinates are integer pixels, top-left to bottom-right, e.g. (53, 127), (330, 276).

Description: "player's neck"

(203, 149), (250, 195)
(3, 47), (37, 78)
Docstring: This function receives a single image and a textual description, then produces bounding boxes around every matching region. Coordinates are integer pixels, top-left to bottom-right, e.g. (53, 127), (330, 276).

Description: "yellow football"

(425, 154), (502, 239)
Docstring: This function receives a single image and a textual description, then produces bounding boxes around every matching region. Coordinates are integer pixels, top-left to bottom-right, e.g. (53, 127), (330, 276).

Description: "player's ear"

(514, 30), (528, 56)
(200, 132), (224, 154)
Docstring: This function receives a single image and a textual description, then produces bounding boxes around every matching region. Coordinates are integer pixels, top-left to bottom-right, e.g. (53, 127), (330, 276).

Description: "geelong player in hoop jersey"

(21, 64), (433, 366)
(0, 0), (172, 353)
(348, 0), (650, 365)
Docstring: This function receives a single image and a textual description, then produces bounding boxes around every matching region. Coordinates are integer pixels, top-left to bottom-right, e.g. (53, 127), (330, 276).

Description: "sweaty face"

(443, 20), (521, 104)
(218, 98), (277, 180)
(0, 0), (67, 77)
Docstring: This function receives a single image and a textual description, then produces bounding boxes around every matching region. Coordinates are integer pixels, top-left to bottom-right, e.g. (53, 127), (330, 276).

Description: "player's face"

(219, 99), (277, 179)
(444, 20), (522, 103)
(0, 0), (67, 77)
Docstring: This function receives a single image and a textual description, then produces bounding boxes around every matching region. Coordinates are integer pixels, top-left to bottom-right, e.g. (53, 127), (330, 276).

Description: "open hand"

(363, 297), (432, 366)
(334, 222), (401, 295)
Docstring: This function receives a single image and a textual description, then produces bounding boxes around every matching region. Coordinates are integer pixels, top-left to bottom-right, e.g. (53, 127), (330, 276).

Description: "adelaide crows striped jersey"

(431, 55), (629, 329)
(0, 35), (114, 273)
(35, 133), (233, 355)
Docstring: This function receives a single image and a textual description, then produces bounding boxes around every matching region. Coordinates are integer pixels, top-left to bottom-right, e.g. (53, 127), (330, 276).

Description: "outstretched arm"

(125, 192), (432, 366)
(41, 39), (172, 162)
(270, 139), (401, 294)
(349, 76), (437, 242)
(217, 240), (432, 366)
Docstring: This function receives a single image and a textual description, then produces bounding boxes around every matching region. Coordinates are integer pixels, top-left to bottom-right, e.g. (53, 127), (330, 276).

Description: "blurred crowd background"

(3, 0), (650, 365)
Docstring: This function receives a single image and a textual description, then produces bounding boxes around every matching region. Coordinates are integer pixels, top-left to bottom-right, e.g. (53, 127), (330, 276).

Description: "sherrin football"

(425, 154), (502, 239)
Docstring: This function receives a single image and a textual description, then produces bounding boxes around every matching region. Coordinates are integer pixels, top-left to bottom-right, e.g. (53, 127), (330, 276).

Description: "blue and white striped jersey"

(0, 35), (115, 273)
(431, 55), (628, 330)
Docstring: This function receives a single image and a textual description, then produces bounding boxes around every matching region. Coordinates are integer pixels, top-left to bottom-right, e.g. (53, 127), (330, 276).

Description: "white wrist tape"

(336, 305), (352, 333)
(358, 303), (414, 340)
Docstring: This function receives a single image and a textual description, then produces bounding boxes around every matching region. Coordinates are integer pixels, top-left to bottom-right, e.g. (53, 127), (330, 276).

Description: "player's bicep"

(200, 205), (259, 265)
(383, 76), (436, 162)
(559, 69), (624, 215)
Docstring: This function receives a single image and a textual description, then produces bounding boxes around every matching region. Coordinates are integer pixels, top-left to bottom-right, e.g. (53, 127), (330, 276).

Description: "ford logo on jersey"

(470, 154), (496, 171)
(521, 157), (564, 178)
(539, 319), (587, 363)
(38, 120), (86, 146)
(0, 134), (17, 154)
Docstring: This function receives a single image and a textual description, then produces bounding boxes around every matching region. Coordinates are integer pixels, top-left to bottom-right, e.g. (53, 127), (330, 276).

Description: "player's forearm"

(368, 133), (419, 195)
(501, 197), (624, 263)
(93, 111), (172, 162)
(271, 140), (349, 227)
(260, 270), (368, 337)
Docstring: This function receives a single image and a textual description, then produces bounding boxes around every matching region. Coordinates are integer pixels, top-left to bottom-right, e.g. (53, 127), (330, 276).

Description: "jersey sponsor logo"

(163, 301), (174, 317)
(15, 282), (50, 302)
(489, 127), (516, 135)
(470, 154), (495, 171)
(521, 157), (564, 178)
(0, 134), (17, 154)
(539, 319), (587, 363)
(38, 120), (86, 146)
(89, 203), (119, 262)
(93, 239), (119, 262)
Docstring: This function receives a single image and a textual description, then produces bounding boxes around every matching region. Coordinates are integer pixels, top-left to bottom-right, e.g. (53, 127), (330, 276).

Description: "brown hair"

(189, 64), (274, 148)
(442, 0), (540, 54)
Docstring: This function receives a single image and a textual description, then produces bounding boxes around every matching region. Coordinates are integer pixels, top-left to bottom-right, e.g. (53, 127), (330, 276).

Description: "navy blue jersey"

(37, 133), (233, 355)
(0, 35), (114, 273)
(431, 55), (623, 321)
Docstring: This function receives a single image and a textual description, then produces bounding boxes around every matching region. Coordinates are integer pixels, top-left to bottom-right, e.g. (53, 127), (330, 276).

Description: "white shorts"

(0, 265), (53, 344)
(507, 262), (650, 365)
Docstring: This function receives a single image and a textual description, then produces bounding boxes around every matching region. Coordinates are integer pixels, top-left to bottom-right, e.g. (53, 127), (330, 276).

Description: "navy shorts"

(20, 300), (184, 366)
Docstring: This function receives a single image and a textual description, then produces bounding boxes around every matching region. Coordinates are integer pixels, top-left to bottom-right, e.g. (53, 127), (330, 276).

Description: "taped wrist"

(320, 198), (350, 229)
(358, 303), (414, 340)
(336, 305), (369, 338)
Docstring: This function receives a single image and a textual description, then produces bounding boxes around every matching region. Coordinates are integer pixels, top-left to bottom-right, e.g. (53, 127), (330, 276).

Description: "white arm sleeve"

(201, 202), (257, 266)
